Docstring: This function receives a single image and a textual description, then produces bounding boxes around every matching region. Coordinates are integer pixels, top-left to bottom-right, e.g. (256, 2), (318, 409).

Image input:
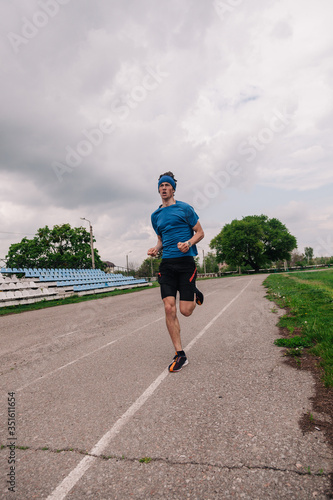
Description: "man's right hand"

(147, 247), (159, 257)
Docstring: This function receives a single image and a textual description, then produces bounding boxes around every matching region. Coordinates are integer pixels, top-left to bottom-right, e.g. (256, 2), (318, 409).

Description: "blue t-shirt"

(151, 200), (199, 258)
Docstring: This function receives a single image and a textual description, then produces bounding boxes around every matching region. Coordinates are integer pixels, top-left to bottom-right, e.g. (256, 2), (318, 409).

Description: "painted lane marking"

(17, 316), (164, 391)
(46, 279), (253, 500)
(16, 292), (217, 390)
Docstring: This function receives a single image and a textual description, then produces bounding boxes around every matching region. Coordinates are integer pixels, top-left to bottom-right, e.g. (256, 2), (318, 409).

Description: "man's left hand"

(177, 242), (190, 253)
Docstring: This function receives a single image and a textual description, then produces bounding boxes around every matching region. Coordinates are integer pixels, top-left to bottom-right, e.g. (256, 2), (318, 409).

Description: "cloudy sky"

(1, 0), (332, 269)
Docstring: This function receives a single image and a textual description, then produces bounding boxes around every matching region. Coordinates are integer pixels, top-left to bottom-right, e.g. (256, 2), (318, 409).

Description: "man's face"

(159, 182), (174, 199)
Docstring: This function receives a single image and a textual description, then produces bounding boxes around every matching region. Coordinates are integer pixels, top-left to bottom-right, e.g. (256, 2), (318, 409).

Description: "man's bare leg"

(163, 296), (182, 351)
(179, 299), (196, 317)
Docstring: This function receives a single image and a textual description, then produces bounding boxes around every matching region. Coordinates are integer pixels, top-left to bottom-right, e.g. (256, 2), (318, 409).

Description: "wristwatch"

(187, 240), (192, 248)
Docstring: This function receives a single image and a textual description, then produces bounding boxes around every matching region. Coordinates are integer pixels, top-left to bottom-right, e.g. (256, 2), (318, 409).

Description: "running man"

(148, 171), (204, 372)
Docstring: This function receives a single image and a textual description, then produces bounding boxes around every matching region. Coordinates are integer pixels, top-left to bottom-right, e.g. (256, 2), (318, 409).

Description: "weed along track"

(264, 269), (333, 387)
(265, 269), (333, 494)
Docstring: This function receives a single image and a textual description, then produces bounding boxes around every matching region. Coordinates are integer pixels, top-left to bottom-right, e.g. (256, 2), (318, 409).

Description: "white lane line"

(17, 293), (217, 391)
(55, 330), (87, 339)
(54, 321), (118, 339)
(46, 278), (253, 500)
(24, 322), (115, 345)
(17, 316), (164, 392)
(185, 281), (252, 351)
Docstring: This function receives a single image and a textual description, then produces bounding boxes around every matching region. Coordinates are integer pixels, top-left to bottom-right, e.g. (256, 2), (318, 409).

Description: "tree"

(6, 224), (105, 269)
(137, 257), (162, 277)
(197, 252), (219, 274)
(204, 252), (220, 273)
(288, 250), (305, 267)
(304, 247), (314, 263)
(210, 215), (297, 272)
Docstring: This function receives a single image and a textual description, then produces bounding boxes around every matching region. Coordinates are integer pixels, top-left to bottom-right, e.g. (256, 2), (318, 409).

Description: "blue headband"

(158, 175), (176, 191)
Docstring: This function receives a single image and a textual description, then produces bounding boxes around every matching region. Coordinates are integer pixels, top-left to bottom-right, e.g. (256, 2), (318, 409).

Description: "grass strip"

(264, 270), (333, 387)
(0, 283), (159, 316)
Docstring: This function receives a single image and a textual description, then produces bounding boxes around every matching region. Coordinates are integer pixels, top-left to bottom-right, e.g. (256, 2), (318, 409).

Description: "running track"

(0, 275), (332, 498)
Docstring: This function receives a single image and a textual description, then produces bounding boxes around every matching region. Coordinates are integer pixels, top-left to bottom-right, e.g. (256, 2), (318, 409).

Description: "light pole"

(80, 217), (95, 269)
(202, 249), (206, 276)
(198, 246), (207, 277)
(126, 251), (132, 276)
(150, 256), (154, 278)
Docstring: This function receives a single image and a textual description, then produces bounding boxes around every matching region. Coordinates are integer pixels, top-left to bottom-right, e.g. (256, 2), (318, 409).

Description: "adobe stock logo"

(109, 66), (168, 121)
(192, 161), (242, 210)
(237, 107), (293, 162)
(314, 236), (333, 257)
(52, 119), (115, 182)
(192, 106), (293, 209)
(52, 65), (169, 182)
(7, 0), (71, 54)
(213, 0), (244, 22)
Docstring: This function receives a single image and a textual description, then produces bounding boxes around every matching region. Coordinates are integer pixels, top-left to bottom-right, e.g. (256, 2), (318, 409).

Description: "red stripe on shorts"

(189, 267), (197, 282)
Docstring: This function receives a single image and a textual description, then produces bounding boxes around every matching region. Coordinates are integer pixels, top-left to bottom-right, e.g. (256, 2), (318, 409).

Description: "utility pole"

(80, 218), (95, 269)
(126, 251), (132, 276)
(202, 249), (206, 276)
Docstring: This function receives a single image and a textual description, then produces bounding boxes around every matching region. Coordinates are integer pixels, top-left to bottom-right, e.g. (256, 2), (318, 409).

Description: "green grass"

(0, 283), (158, 316)
(274, 336), (313, 349)
(264, 270), (333, 387)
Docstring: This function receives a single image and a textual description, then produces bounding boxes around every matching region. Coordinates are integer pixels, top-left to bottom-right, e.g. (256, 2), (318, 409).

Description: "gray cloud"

(1, 0), (333, 265)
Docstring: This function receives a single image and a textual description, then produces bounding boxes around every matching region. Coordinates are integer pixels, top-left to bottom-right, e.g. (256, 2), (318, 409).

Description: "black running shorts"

(158, 256), (197, 301)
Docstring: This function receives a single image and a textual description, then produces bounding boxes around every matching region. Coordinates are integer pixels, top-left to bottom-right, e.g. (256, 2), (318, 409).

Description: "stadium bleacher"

(0, 268), (149, 307)
(0, 273), (58, 306)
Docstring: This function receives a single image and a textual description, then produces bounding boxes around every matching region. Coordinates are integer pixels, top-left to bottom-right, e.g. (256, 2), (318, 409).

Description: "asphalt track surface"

(0, 275), (332, 499)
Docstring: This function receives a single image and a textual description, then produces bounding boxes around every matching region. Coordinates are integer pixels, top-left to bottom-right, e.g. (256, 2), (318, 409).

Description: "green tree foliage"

(6, 224), (105, 269)
(204, 252), (219, 273)
(304, 246), (314, 263)
(288, 250), (305, 267)
(137, 257), (161, 277)
(210, 215), (297, 272)
(197, 252), (219, 274)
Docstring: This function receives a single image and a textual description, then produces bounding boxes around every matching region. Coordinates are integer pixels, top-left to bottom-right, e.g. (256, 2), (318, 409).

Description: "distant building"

(103, 261), (115, 273)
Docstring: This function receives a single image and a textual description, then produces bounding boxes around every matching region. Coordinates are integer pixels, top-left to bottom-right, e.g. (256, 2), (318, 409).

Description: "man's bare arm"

(177, 221), (204, 253)
(148, 235), (163, 257)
